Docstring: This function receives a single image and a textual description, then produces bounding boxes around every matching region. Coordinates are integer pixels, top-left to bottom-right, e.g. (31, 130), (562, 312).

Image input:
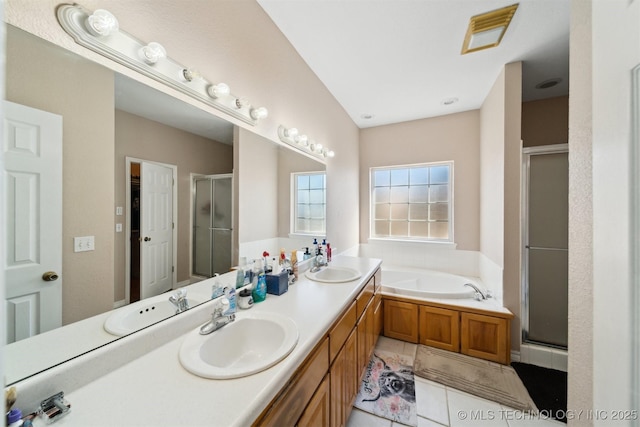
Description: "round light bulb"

(250, 107), (269, 120)
(86, 9), (119, 37)
(327, 150), (335, 158)
(234, 98), (249, 109)
(284, 128), (299, 139)
(182, 68), (201, 82)
(139, 42), (166, 65)
(207, 83), (230, 99)
(295, 134), (308, 146)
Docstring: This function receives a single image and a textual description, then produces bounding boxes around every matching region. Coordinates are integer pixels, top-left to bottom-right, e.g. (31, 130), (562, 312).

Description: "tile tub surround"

(11, 255), (382, 426)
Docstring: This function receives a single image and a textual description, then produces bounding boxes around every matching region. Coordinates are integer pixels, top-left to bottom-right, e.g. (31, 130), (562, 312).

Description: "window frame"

(369, 161), (454, 243)
(290, 171), (327, 237)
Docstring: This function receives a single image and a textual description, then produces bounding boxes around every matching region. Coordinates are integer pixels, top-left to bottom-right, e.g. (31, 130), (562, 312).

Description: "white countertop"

(26, 255), (381, 427)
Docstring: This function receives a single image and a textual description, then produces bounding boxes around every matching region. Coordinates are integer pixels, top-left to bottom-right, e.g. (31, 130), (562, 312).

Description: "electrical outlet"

(74, 236), (95, 252)
(116, 206), (123, 215)
(115, 223), (123, 232)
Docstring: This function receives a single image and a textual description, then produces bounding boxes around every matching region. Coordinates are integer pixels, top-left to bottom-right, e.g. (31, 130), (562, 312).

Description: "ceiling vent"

(461, 4), (519, 55)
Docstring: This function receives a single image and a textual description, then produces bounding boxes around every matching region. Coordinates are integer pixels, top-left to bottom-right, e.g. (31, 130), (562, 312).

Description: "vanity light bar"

(56, 4), (268, 126)
(278, 125), (335, 160)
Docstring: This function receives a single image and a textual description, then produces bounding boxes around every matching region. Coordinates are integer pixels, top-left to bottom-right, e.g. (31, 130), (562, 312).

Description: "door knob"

(42, 271), (59, 282)
(144, 237), (151, 242)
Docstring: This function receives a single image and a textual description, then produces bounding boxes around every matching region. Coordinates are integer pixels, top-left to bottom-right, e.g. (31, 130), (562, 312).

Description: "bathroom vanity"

(11, 255), (382, 426)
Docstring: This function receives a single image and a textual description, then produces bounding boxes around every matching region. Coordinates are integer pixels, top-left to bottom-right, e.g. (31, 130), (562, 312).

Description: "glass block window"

(293, 172), (326, 235)
(371, 162), (453, 241)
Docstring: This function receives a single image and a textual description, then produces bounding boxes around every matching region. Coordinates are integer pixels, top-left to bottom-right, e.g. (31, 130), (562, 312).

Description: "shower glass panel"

(524, 151), (568, 349)
(193, 175), (233, 277)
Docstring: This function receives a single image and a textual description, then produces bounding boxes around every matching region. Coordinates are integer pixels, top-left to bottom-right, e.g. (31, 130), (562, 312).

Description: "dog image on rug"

(354, 351), (417, 426)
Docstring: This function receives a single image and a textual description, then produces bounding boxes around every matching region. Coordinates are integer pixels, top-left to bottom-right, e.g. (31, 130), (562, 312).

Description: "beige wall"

(502, 62), (523, 352)
(237, 128), (279, 244)
(522, 96), (569, 147)
(6, 26), (115, 325)
(480, 70), (506, 267)
(480, 62), (522, 350)
(114, 110), (233, 301)
(358, 111), (481, 250)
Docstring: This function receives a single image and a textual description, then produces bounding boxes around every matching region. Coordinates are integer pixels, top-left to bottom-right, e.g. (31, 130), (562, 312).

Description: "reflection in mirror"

(3, 24), (327, 386)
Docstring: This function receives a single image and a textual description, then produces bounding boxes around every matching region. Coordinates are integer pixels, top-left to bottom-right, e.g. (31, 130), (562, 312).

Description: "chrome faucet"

(464, 283), (488, 301)
(309, 254), (328, 273)
(169, 288), (190, 313)
(200, 297), (236, 335)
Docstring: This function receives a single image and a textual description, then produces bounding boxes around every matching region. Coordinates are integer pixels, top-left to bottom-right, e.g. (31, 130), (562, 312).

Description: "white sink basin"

(179, 312), (299, 379)
(104, 293), (209, 336)
(305, 266), (362, 283)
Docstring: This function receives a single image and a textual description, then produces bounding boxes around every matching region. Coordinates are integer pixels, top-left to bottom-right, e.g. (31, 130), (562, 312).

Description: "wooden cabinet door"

(344, 329), (359, 422)
(297, 374), (330, 427)
(330, 328), (358, 427)
(460, 312), (510, 364)
(419, 305), (460, 352)
(383, 300), (418, 343)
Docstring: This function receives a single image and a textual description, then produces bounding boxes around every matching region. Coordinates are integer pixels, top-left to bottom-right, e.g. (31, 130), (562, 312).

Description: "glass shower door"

(523, 150), (569, 349)
(193, 175), (233, 277)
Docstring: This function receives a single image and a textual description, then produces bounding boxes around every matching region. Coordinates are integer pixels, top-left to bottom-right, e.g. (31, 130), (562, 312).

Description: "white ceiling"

(257, 0), (570, 128)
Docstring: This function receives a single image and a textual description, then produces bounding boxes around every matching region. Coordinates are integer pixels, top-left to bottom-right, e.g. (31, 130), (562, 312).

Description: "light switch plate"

(116, 206), (123, 215)
(115, 223), (123, 232)
(74, 236), (95, 252)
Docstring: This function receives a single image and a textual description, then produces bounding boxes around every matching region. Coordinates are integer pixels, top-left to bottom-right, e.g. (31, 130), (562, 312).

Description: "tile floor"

(346, 337), (565, 427)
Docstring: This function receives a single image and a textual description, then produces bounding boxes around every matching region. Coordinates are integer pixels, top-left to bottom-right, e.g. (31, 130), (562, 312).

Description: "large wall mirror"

(3, 25), (326, 385)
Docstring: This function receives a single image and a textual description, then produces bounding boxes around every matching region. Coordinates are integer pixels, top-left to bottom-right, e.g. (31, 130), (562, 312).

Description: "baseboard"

(510, 350), (521, 363)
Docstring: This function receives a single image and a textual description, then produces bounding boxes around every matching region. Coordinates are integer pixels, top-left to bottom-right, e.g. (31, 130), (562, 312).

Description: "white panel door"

(3, 101), (62, 343)
(140, 161), (173, 299)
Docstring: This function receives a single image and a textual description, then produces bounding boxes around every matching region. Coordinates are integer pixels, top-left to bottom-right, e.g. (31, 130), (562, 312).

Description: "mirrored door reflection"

(193, 174), (233, 277)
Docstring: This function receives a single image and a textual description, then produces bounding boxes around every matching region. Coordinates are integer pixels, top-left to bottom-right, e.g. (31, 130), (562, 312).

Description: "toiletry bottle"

(271, 257), (281, 275)
(252, 259), (267, 303)
(211, 276), (224, 299)
(303, 247), (311, 260)
(312, 238), (319, 256)
(326, 242), (332, 262)
(290, 250), (298, 282)
(224, 286), (237, 313)
(263, 251), (271, 273)
(279, 248), (286, 265)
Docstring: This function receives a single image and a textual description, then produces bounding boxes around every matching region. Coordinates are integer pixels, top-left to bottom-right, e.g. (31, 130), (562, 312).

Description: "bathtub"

(381, 267), (483, 300)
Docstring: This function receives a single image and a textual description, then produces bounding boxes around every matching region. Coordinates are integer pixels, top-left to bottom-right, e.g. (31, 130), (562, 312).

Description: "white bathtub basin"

(305, 266), (362, 283)
(179, 312), (299, 379)
(104, 293), (209, 336)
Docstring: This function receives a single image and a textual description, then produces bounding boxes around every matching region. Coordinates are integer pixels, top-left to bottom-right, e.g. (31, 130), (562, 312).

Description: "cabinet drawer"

(329, 301), (356, 363)
(255, 338), (329, 427)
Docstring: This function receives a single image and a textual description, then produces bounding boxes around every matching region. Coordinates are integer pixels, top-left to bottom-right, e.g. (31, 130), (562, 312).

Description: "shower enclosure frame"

(520, 143), (569, 350)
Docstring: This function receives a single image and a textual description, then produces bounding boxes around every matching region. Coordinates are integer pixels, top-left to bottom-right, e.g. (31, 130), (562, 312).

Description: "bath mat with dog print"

(354, 350), (417, 426)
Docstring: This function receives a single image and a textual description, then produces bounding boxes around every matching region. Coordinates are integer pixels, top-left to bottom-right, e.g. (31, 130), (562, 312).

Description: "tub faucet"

(310, 254), (328, 273)
(464, 283), (487, 300)
(169, 289), (189, 313)
(200, 297), (236, 335)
